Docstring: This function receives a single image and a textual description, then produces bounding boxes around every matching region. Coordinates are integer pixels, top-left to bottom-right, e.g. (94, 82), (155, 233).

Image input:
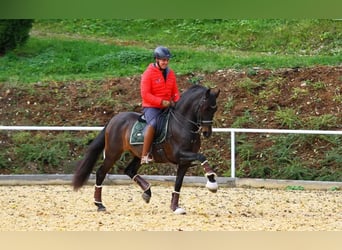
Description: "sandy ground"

(0, 184), (341, 231)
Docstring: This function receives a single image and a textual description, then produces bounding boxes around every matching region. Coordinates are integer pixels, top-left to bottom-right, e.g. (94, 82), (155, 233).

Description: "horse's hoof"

(142, 192), (151, 203)
(97, 206), (106, 212)
(95, 202), (106, 211)
(206, 181), (218, 193)
(173, 207), (186, 215)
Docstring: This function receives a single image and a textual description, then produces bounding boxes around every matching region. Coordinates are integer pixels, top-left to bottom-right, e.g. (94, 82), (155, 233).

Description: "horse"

(72, 84), (220, 214)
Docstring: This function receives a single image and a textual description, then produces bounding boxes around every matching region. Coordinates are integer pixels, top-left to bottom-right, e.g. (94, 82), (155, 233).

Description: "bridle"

(196, 96), (217, 127)
(170, 93), (216, 134)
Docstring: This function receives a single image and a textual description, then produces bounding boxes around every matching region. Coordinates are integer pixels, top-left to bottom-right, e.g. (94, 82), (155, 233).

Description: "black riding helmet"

(154, 46), (172, 59)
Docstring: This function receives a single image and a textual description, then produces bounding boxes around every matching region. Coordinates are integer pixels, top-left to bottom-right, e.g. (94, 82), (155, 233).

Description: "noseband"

(197, 97), (217, 126)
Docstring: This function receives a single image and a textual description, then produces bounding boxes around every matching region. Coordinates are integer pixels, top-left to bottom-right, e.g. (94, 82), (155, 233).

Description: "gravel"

(1, 184), (341, 231)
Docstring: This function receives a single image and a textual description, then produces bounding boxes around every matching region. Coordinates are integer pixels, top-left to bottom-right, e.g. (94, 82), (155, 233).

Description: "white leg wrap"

(206, 180), (218, 192)
(201, 160), (209, 166)
(173, 207), (186, 215)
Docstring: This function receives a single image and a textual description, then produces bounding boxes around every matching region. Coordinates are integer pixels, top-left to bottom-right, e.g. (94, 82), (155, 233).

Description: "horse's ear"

(205, 88), (211, 98)
(208, 88), (220, 98)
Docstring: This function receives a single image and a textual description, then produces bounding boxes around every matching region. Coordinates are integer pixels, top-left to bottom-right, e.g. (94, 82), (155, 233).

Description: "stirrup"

(140, 155), (153, 165)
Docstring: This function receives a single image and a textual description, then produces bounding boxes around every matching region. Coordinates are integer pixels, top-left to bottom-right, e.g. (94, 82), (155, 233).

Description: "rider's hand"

(161, 100), (170, 107)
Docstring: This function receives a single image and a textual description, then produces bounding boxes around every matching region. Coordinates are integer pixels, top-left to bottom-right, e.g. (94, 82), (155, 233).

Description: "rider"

(140, 46), (180, 165)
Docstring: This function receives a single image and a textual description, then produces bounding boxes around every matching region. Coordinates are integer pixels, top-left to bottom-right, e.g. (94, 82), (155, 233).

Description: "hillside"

(1, 65), (341, 180)
(0, 19), (341, 180)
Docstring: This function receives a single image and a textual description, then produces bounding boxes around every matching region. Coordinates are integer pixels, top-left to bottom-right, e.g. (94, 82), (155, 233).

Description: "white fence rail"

(1, 125), (342, 179)
(213, 128), (342, 178)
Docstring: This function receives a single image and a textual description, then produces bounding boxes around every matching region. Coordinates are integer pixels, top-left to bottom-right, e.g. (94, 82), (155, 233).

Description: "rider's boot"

(140, 125), (155, 165)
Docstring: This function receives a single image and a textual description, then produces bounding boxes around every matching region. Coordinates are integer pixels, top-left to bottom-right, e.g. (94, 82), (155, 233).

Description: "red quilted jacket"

(140, 63), (180, 108)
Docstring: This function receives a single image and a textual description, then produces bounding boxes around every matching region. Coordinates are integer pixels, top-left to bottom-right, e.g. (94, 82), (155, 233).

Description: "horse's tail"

(72, 125), (107, 191)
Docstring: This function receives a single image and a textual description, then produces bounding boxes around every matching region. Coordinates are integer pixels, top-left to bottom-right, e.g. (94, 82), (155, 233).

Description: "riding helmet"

(154, 46), (172, 59)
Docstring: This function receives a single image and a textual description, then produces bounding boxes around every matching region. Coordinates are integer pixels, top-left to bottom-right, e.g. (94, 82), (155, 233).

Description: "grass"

(306, 114), (338, 130)
(286, 185), (305, 191)
(275, 108), (302, 129)
(32, 19), (341, 55)
(1, 19), (341, 83)
(1, 131), (97, 174)
(2, 37), (340, 84)
(234, 133), (342, 181)
(0, 38), (152, 83)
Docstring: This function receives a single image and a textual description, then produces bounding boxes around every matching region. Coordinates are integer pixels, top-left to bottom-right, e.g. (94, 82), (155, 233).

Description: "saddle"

(129, 110), (170, 145)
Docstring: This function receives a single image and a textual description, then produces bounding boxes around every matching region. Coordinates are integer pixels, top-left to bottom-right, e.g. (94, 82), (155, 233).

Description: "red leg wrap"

(202, 161), (215, 175)
(133, 175), (151, 191)
(94, 186), (102, 203)
(170, 192), (180, 211)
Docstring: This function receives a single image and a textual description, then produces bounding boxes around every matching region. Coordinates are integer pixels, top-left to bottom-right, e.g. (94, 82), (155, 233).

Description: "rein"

(169, 93), (215, 134)
(170, 109), (202, 134)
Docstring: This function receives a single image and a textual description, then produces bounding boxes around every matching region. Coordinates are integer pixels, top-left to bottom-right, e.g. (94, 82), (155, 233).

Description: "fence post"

(230, 130), (236, 178)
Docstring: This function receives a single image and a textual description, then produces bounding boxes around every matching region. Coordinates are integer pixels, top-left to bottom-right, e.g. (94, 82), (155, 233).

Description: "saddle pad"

(129, 112), (170, 145)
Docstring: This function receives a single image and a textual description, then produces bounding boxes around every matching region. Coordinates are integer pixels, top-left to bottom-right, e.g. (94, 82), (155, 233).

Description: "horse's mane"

(177, 85), (207, 106)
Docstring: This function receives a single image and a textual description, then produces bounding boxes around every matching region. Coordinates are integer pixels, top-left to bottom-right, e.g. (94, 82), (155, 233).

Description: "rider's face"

(156, 58), (169, 69)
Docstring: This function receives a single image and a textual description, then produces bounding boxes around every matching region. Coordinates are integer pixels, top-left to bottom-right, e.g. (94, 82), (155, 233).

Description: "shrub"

(275, 107), (302, 129)
(306, 114), (338, 130)
(0, 19), (33, 55)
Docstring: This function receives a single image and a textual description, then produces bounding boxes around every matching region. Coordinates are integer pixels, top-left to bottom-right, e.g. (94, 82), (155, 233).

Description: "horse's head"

(172, 85), (220, 138)
(198, 88), (220, 138)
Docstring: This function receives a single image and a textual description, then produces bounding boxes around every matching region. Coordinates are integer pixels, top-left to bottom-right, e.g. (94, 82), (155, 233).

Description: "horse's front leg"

(171, 163), (190, 214)
(133, 175), (152, 203)
(124, 156), (152, 203)
(201, 160), (218, 193)
(180, 151), (218, 193)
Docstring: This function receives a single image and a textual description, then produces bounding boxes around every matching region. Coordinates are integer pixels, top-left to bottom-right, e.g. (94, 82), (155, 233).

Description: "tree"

(0, 19), (34, 56)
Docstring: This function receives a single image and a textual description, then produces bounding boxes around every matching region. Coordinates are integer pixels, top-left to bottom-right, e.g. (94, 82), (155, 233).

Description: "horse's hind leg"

(124, 156), (152, 203)
(94, 154), (118, 211)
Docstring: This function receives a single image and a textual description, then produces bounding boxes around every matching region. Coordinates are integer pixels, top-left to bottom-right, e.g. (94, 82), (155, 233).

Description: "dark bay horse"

(72, 85), (220, 214)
